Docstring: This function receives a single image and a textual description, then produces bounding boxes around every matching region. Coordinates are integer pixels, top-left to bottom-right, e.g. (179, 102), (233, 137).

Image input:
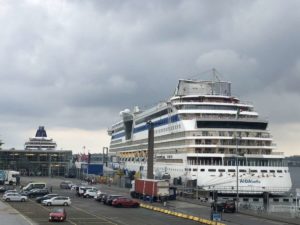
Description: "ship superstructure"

(25, 126), (57, 150)
(108, 79), (292, 194)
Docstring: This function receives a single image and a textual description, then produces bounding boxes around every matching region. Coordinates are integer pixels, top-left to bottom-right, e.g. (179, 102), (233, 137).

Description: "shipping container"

(130, 179), (176, 201)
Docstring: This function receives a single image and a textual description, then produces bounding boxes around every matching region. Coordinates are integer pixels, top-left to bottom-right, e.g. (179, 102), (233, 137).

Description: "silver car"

(42, 196), (71, 206)
(3, 193), (28, 202)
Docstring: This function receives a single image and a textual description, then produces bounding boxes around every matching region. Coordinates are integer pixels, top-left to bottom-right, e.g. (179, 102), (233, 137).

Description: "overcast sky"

(0, 0), (299, 155)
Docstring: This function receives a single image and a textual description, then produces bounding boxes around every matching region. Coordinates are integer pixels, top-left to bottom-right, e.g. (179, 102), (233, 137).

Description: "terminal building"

(0, 126), (72, 176)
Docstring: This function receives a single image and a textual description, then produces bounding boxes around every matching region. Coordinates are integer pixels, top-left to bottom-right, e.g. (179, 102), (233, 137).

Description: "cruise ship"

(24, 126), (57, 150)
(108, 78), (292, 194)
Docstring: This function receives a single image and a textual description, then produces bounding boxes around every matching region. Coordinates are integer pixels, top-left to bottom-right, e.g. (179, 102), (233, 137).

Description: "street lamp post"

(235, 133), (240, 213)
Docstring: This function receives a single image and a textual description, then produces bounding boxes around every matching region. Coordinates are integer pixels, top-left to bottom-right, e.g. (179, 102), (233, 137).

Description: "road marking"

(70, 205), (118, 225)
(67, 218), (78, 225)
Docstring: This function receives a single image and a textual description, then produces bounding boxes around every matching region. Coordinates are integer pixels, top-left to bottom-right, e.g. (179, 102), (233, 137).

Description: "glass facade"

(0, 149), (72, 176)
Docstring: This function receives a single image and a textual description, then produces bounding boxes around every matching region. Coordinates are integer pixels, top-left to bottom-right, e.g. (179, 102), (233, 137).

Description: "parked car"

(36, 194), (59, 203)
(25, 189), (49, 198)
(101, 193), (109, 203)
(0, 186), (15, 193)
(3, 193), (28, 202)
(42, 196), (71, 206)
(83, 189), (97, 198)
(94, 191), (107, 202)
(211, 200), (236, 213)
(49, 208), (67, 222)
(4, 189), (18, 195)
(70, 185), (78, 191)
(22, 182), (46, 192)
(223, 200), (236, 213)
(104, 195), (123, 205)
(112, 197), (140, 208)
(60, 181), (73, 189)
(78, 186), (97, 196)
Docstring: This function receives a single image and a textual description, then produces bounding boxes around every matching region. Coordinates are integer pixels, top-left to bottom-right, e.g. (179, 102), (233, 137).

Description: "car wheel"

(47, 202), (51, 206)
(21, 198), (25, 202)
(63, 202), (68, 206)
(134, 204), (139, 208)
(6, 198), (10, 202)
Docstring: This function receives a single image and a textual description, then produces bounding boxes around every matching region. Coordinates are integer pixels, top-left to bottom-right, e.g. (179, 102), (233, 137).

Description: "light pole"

(235, 133), (240, 213)
(102, 147), (108, 167)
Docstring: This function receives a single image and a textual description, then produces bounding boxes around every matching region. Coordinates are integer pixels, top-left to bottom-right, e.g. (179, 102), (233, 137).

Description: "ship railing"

(205, 185), (291, 194)
(271, 152), (284, 155)
(184, 114), (260, 121)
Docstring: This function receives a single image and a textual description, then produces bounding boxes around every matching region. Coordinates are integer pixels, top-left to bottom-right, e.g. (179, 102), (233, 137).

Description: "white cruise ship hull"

(119, 154), (292, 194)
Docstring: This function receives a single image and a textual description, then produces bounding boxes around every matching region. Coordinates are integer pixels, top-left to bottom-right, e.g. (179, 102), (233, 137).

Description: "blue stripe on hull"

(112, 114), (180, 140)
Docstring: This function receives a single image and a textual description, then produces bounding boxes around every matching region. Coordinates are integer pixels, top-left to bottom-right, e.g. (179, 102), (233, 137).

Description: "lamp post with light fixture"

(235, 133), (241, 213)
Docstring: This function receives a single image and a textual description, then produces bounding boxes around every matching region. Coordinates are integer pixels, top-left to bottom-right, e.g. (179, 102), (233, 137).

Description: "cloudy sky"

(0, 0), (299, 155)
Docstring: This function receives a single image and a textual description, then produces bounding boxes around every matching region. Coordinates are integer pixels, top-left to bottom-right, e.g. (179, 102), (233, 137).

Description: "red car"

(112, 197), (140, 208)
(49, 208), (67, 222)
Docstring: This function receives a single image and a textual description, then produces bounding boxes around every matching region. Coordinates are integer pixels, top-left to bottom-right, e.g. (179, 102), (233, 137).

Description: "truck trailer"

(130, 179), (176, 202)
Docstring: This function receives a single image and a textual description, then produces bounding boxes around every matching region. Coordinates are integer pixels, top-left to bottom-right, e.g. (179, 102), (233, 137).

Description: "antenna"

(212, 68), (221, 82)
(188, 68), (223, 81)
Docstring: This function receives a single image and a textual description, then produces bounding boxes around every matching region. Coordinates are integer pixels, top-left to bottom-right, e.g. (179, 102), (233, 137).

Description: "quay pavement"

(0, 199), (36, 225)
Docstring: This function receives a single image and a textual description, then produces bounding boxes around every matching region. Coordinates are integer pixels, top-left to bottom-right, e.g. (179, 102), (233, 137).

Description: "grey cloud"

(0, 0), (300, 153)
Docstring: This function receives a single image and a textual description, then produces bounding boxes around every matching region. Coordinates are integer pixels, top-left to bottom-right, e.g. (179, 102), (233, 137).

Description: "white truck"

(4, 170), (20, 185)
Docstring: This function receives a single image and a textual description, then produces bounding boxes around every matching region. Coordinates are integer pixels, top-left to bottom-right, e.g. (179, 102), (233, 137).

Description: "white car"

(78, 186), (97, 196)
(70, 184), (78, 191)
(4, 190), (17, 195)
(3, 193), (28, 202)
(42, 196), (71, 206)
(83, 189), (97, 198)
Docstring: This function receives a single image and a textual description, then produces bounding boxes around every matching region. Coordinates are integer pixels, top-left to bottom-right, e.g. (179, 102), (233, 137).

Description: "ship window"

(208, 169), (216, 172)
(283, 199), (289, 202)
(277, 170), (282, 173)
(239, 169), (246, 173)
(189, 169), (191, 171)
(270, 170), (275, 173)
(253, 198), (259, 202)
(243, 198), (249, 202)
(197, 121), (267, 130)
(261, 170), (267, 173)
(228, 169), (235, 172)
(193, 169), (197, 171)
(250, 170), (257, 173)
(273, 199), (279, 202)
(200, 169), (205, 172)
(218, 169), (225, 172)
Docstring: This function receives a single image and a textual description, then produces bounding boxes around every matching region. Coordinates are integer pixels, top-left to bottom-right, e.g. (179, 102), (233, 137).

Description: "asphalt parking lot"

(1, 177), (201, 225)
(2, 177), (296, 225)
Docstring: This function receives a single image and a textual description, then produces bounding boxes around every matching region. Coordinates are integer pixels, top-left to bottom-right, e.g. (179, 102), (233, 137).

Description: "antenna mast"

(212, 68), (221, 82)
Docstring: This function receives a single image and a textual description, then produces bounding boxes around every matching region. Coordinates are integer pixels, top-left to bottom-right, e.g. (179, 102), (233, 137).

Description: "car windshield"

(51, 208), (64, 213)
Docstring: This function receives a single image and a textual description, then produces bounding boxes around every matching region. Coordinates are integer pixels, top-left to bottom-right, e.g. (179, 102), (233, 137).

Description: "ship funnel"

(119, 108), (131, 116)
(133, 106), (140, 113)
